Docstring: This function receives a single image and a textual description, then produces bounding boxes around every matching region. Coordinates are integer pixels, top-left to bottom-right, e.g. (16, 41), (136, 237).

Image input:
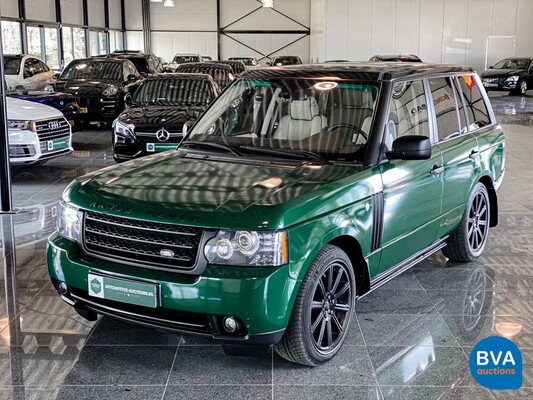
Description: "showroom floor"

(1, 93), (532, 400)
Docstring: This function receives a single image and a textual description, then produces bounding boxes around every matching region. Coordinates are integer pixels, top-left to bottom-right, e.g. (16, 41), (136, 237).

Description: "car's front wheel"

(511, 79), (528, 96)
(443, 182), (491, 262)
(275, 245), (356, 366)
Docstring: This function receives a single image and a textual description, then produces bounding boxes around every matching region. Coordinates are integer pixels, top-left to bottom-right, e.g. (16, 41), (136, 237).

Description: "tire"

(443, 183), (490, 262)
(511, 79), (528, 96)
(275, 245), (356, 366)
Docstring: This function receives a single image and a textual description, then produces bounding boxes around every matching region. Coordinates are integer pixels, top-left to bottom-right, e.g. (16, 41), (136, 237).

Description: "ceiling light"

(150, 0), (163, 3)
(262, 0), (274, 7)
(163, 0), (174, 6)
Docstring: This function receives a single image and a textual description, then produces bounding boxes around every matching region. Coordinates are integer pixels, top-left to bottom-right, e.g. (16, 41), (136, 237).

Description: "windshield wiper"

(238, 146), (330, 164)
(180, 140), (244, 157)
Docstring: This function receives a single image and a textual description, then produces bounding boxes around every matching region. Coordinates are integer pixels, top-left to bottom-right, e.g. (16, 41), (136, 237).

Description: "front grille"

(135, 132), (183, 144)
(83, 211), (204, 270)
(35, 118), (71, 142)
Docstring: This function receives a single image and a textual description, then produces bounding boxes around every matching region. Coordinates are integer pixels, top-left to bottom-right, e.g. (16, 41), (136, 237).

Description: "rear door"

(378, 79), (444, 272)
(428, 76), (480, 239)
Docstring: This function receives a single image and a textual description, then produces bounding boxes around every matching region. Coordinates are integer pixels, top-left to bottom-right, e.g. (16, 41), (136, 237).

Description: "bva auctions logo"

(469, 336), (522, 390)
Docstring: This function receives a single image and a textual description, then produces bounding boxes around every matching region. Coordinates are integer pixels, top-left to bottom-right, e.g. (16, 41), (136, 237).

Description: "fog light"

(223, 316), (238, 333)
(58, 281), (69, 295)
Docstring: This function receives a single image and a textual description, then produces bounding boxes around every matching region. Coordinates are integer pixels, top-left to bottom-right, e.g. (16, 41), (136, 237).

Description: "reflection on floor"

(1, 94), (532, 399)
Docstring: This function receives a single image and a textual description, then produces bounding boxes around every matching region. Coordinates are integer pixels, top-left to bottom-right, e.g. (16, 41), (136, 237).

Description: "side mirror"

(53, 73), (60, 80)
(386, 135), (432, 160)
(182, 120), (194, 135)
(126, 74), (138, 83)
(489, 66), (494, 69)
(124, 93), (133, 107)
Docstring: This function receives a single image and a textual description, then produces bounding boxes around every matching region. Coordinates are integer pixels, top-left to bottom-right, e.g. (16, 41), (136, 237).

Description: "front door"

(378, 79), (444, 273)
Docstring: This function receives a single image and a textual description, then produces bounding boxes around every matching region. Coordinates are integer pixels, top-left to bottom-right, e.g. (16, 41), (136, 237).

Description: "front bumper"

(77, 96), (122, 122)
(482, 78), (519, 91)
(9, 129), (73, 164)
(47, 234), (294, 344)
(113, 135), (182, 161)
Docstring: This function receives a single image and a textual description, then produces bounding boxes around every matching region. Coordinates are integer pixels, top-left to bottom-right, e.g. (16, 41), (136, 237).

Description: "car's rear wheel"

(275, 245), (356, 366)
(443, 183), (490, 262)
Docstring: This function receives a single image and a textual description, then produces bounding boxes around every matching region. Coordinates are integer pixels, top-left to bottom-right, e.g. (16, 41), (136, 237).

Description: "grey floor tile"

(274, 346), (376, 386)
(86, 316), (182, 346)
(273, 385), (382, 400)
(164, 385), (272, 400)
(368, 345), (473, 387)
(358, 312), (459, 347)
(377, 270), (424, 290)
(412, 265), (496, 291)
(355, 290), (435, 315)
(490, 388), (533, 399)
(62, 346), (177, 385)
(380, 386), (493, 400)
(0, 386), (166, 400)
(168, 346), (271, 385)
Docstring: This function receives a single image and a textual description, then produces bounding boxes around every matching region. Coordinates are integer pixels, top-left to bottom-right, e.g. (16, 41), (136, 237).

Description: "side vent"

(371, 192), (384, 252)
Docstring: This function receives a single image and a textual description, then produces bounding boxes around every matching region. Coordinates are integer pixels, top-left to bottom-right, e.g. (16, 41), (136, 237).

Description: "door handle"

(430, 165), (444, 176)
(469, 151), (481, 161)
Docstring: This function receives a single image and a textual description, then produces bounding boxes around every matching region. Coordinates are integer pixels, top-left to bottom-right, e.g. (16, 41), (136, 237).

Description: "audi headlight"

(205, 230), (288, 266)
(506, 76), (519, 82)
(57, 202), (81, 241)
(114, 119), (135, 138)
(8, 120), (30, 131)
(102, 85), (119, 96)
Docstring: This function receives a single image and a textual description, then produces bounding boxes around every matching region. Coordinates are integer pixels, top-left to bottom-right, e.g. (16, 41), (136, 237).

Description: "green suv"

(48, 63), (505, 366)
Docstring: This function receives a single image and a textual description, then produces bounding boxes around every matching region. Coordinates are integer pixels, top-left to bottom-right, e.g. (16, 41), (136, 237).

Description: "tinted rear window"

(4, 57), (21, 75)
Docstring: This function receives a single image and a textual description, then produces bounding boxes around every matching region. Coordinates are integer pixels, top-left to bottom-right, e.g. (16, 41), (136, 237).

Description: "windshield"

(176, 65), (233, 88)
(61, 61), (123, 81)
(186, 79), (380, 163)
(229, 57), (255, 66)
(4, 57), (21, 75)
(493, 58), (531, 70)
(128, 58), (150, 73)
(273, 57), (300, 65)
(133, 78), (213, 106)
(173, 55), (200, 64)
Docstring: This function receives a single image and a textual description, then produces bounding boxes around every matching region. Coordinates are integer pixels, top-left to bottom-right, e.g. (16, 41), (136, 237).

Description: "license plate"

(47, 138), (68, 151)
(483, 82), (498, 88)
(80, 107), (88, 113)
(146, 143), (178, 153)
(88, 273), (159, 308)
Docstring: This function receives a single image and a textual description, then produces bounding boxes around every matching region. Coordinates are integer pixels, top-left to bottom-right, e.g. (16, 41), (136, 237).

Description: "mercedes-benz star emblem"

(156, 128), (170, 142)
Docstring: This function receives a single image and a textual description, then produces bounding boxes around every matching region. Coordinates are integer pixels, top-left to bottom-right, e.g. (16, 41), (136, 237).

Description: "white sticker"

(88, 274), (104, 298)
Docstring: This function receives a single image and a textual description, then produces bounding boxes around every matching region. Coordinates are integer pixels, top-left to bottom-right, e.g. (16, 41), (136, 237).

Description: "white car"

(4, 54), (55, 90)
(164, 53), (204, 72)
(7, 97), (73, 164)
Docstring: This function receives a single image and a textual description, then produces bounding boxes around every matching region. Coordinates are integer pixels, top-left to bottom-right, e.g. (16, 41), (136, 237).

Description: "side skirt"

(359, 236), (448, 299)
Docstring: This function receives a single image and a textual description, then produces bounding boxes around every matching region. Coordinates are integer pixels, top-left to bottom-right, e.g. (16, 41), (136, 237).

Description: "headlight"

(57, 202), (81, 241)
(505, 76), (519, 82)
(7, 120), (30, 131)
(204, 230), (288, 266)
(44, 84), (54, 92)
(102, 85), (119, 96)
(114, 119), (135, 138)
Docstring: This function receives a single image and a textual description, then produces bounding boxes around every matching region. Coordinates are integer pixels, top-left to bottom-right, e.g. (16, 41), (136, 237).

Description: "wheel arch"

(328, 235), (370, 296)
(478, 175), (498, 227)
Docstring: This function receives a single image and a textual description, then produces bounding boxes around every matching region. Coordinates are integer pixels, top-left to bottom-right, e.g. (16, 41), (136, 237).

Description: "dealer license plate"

(146, 143), (178, 153)
(88, 273), (159, 308)
(80, 107), (88, 113)
(47, 138), (68, 152)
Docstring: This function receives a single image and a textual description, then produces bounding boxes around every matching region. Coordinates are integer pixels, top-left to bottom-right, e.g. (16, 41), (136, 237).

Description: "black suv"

(110, 50), (164, 77)
(214, 60), (247, 76)
(268, 55), (303, 66)
(480, 57), (533, 95)
(175, 62), (235, 90)
(369, 54), (422, 62)
(53, 58), (143, 125)
(113, 73), (218, 161)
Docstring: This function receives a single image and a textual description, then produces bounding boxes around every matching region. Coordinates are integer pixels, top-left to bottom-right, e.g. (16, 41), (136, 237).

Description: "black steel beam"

(55, 0), (65, 67)
(223, 29), (309, 35)
(141, 0), (151, 53)
(121, 0), (127, 49)
(221, 33), (266, 58)
(82, 0), (89, 27)
(220, 6), (262, 31)
(216, 0), (221, 59)
(104, 0), (110, 29)
(18, 0), (28, 53)
(0, 33), (13, 212)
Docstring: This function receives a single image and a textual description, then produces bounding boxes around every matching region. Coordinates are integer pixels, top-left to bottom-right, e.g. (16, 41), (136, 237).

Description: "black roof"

(241, 62), (475, 81)
(71, 57), (126, 64)
(144, 72), (214, 81)
(176, 62), (233, 72)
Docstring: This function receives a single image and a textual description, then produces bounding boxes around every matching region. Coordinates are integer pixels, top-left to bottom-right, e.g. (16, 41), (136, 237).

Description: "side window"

(38, 61), (50, 73)
(24, 58), (38, 78)
(386, 80), (430, 150)
(123, 62), (137, 80)
(456, 75), (492, 130)
(428, 77), (461, 141)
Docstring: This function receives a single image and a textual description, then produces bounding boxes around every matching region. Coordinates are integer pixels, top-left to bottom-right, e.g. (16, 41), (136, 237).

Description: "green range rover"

(48, 63), (505, 366)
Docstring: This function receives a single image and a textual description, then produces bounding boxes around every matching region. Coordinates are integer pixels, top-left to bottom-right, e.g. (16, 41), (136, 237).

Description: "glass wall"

(1, 21), (22, 54)
(63, 27), (87, 66)
(89, 30), (108, 56)
(109, 30), (124, 52)
(26, 26), (61, 69)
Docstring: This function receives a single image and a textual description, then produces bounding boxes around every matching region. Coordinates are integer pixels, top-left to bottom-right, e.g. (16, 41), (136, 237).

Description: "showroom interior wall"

(313, 0), (533, 71)
(0, 0), (126, 69)
(125, 0), (311, 63)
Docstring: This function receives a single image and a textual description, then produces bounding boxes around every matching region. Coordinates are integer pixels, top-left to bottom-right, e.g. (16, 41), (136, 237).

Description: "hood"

(6, 97), (63, 120)
(120, 105), (207, 130)
(54, 79), (117, 96)
(65, 152), (372, 230)
(480, 69), (525, 78)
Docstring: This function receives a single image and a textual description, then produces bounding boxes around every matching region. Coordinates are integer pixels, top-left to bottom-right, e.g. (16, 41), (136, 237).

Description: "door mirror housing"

(386, 135), (432, 161)
(182, 120), (194, 135)
(488, 66), (494, 69)
(126, 74), (138, 84)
